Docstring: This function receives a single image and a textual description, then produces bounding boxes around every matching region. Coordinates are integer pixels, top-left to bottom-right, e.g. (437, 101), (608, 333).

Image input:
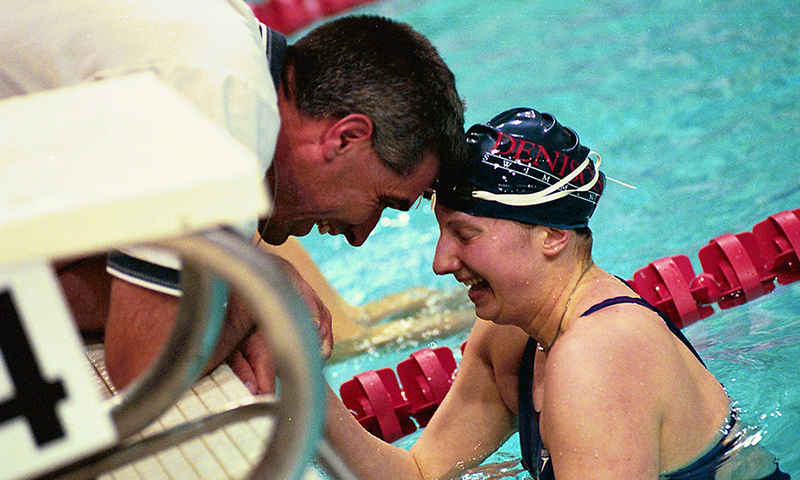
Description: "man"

(1, 0), (465, 393)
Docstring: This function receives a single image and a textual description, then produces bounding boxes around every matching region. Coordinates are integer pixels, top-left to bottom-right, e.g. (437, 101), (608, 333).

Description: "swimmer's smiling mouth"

(462, 277), (489, 290)
(461, 276), (491, 304)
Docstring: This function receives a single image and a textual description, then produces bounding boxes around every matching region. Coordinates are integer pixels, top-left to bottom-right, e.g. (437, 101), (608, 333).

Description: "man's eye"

(456, 230), (477, 242)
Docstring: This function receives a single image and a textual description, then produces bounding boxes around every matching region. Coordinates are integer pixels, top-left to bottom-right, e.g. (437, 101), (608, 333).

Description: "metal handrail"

(36, 228), (326, 480)
(159, 230), (326, 480)
(42, 402), (364, 480)
(38, 399), (277, 480)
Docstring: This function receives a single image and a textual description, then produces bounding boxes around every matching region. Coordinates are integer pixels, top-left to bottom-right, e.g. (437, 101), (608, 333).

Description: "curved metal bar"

(109, 261), (228, 438)
(40, 229), (324, 480)
(158, 230), (326, 480)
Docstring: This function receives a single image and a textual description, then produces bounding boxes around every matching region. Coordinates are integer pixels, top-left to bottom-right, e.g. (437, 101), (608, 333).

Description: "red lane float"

(249, 0), (380, 35)
(339, 347), (457, 441)
(339, 368), (416, 442)
(629, 207), (799, 326)
(341, 208), (800, 442)
(630, 255), (716, 329)
(753, 209), (800, 285)
(698, 232), (776, 309)
(397, 347), (457, 427)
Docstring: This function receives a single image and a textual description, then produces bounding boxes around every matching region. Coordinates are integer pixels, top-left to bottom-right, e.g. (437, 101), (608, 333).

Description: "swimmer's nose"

(432, 235), (458, 275)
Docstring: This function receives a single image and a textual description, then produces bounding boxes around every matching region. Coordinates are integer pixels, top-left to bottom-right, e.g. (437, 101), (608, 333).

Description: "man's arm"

(223, 246), (334, 394)
(103, 278), (182, 388)
(55, 254), (112, 334)
(102, 234), (335, 392)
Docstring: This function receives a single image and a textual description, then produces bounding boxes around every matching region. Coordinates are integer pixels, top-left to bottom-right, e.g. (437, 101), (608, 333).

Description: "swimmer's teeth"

(317, 221), (331, 234)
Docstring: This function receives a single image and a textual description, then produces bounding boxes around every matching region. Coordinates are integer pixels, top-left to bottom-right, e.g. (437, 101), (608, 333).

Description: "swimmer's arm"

(541, 324), (662, 480)
(410, 321), (520, 478)
(325, 384), (426, 479)
(324, 320), (519, 479)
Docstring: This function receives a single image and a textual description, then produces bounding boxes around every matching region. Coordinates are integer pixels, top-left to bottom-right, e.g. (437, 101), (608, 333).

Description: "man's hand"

(272, 254), (334, 360)
(227, 328), (275, 394)
(225, 254), (334, 394)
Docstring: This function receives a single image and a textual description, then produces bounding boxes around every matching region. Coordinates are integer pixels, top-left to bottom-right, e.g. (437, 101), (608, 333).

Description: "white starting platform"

(0, 74), (335, 480)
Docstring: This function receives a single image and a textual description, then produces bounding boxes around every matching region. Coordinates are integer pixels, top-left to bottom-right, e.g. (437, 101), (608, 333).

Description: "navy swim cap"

(432, 108), (605, 229)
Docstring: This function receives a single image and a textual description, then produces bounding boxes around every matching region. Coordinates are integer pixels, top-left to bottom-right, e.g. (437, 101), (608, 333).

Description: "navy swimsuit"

(517, 295), (789, 480)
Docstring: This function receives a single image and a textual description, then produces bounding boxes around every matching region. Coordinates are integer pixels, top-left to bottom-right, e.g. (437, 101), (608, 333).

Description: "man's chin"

(258, 222), (289, 245)
(261, 222), (318, 246)
(291, 221), (316, 239)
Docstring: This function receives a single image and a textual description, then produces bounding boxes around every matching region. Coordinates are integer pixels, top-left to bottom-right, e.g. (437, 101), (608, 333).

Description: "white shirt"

(0, 0), (280, 294)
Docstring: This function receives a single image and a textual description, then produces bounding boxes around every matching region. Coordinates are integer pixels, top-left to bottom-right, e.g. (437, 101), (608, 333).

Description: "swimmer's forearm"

(324, 385), (429, 480)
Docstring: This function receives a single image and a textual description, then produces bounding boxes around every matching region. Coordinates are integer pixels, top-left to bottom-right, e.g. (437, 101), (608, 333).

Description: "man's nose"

(345, 210), (382, 247)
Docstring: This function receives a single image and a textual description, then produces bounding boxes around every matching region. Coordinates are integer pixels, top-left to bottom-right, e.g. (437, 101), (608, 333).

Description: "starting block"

(0, 73), (325, 480)
(0, 72), (262, 479)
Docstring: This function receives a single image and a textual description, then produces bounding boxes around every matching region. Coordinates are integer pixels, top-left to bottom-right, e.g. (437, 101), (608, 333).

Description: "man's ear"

(323, 113), (373, 158)
(540, 226), (571, 257)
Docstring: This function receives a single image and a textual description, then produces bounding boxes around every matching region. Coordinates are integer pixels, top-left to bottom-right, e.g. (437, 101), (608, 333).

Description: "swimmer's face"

(433, 205), (544, 324)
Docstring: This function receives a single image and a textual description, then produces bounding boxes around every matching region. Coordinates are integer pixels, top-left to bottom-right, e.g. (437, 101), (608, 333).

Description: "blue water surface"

(297, 0), (800, 476)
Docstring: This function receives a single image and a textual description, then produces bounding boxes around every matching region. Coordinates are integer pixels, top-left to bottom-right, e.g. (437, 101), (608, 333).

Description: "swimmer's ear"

(323, 113), (374, 159)
(540, 227), (570, 257)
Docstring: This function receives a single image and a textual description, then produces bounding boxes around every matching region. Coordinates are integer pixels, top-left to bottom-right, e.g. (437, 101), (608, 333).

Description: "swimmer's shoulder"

(464, 320), (529, 363)
(464, 321), (528, 381)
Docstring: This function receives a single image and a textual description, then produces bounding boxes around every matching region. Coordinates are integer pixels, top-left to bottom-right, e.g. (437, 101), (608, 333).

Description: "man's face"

(261, 150), (439, 247)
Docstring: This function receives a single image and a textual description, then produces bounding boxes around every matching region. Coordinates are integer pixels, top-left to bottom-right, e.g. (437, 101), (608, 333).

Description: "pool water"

(297, 0), (800, 476)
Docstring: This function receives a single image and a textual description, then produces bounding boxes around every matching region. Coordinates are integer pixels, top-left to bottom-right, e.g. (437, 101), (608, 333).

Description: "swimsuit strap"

(580, 295), (652, 317)
(518, 338), (538, 473)
(579, 295), (705, 366)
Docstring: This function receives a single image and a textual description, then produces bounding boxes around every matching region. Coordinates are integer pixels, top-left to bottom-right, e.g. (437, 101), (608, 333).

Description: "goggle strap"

(472, 152), (602, 206)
